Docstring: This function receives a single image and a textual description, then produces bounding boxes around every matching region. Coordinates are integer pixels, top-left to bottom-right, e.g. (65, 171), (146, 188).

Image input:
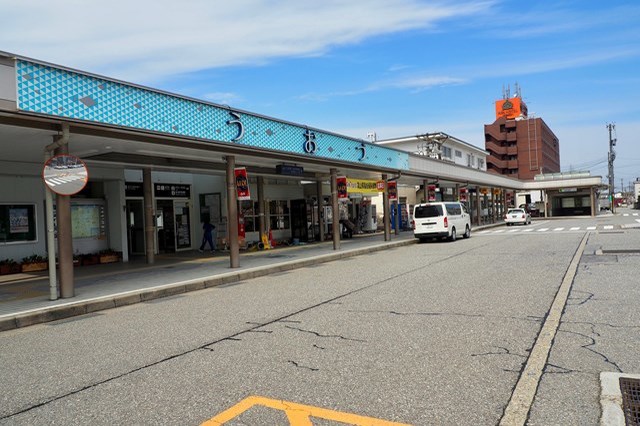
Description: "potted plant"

(98, 249), (122, 264)
(81, 253), (100, 266)
(0, 259), (18, 275)
(21, 254), (48, 273)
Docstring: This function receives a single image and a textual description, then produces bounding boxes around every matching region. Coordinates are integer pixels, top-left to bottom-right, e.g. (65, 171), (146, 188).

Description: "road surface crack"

(287, 360), (319, 371)
(558, 326), (622, 372)
(472, 346), (527, 359)
(285, 325), (366, 342)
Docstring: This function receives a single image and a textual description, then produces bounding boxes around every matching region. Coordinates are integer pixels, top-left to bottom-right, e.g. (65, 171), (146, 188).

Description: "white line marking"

(623, 214), (629, 217)
(553, 227), (565, 231)
(587, 226), (596, 230)
(603, 225), (614, 230)
(508, 229), (519, 233)
(633, 213), (639, 216)
(494, 230), (505, 233)
(478, 230), (490, 234)
(570, 227), (580, 231)
(537, 228), (548, 232)
(521, 229), (533, 232)
(499, 234), (588, 425)
(636, 219), (640, 224)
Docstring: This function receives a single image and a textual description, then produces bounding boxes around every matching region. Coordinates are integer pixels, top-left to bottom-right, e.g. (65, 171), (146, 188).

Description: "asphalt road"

(1, 211), (638, 425)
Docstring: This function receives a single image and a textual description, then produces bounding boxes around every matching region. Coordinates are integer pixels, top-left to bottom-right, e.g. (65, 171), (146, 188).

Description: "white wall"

(0, 170), (47, 262)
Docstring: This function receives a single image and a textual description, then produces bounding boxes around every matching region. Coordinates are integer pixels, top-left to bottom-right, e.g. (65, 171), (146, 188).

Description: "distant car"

(505, 208), (531, 226)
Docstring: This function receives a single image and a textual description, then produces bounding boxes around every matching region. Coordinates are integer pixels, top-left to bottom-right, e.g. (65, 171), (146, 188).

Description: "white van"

(413, 202), (471, 242)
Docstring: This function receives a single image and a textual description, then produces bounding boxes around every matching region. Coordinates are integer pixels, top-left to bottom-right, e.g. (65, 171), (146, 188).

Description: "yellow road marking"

(202, 395), (411, 426)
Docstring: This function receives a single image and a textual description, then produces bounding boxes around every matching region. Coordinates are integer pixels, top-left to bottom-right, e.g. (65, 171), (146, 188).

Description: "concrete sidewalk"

(0, 232), (420, 331)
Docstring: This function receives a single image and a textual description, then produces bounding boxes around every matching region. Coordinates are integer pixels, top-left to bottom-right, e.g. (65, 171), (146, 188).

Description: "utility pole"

(607, 123), (616, 213)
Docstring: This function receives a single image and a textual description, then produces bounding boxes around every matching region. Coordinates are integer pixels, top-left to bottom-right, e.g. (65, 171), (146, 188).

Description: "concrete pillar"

(330, 168), (340, 250)
(143, 168), (155, 264)
(317, 180), (325, 242)
(590, 187), (596, 217)
(423, 179), (428, 203)
(383, 174), (390, 241)
(257, 176), (266, 240)
(476, 189), (482, 226)
(54, 144), (74, 298)
(394, 200), (400, 235)
(226, 156), (240, 268)
(455, 184), (460, 202)
(543, 190), (550, 218)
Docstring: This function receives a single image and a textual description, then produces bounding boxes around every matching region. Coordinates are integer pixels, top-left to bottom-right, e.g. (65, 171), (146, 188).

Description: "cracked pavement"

(0, 217), (638, 425)
(528, 229), (640, 425)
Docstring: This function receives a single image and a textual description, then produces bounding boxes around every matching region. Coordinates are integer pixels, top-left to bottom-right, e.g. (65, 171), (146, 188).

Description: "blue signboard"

(16, 60), (409, 170)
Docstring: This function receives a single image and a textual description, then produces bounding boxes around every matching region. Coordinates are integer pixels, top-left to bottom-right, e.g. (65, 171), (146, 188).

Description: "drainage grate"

(621, 377), (640, 426)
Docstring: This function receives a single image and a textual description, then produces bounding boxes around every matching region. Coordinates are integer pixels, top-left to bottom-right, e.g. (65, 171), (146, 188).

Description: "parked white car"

(504, 208), (531, 226)
(413, 202), (471, 242)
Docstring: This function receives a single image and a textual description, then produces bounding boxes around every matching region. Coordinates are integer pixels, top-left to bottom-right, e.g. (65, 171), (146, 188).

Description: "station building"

(0, 52), (603, 299)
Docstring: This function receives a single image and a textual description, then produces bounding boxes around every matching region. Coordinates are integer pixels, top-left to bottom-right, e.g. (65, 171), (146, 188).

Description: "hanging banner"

(337, 176), (348, 201)
(427, 185), (437, 202)
(234, 167), (251, 200)
(376, 180), (385, 192)
(388, 181), (398, 201)
(345, 178), (380, 194)
(459, 188), (468, 202)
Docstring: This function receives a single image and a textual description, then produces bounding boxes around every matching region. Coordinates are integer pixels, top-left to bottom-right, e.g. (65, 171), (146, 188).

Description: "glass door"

(175, 200), (191, 250)
(126, 200), (145, 255)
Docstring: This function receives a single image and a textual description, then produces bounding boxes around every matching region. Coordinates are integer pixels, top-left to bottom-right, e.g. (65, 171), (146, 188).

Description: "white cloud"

(0, 0), (494, 83)
(202, 92), (241, 105)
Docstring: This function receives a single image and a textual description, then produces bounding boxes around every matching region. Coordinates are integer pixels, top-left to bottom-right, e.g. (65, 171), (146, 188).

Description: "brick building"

(484, 92), (560, 180)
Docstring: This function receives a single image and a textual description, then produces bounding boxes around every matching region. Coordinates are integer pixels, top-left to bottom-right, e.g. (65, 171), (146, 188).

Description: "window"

(477, 159), (485, 169)
(442, 146), (452, 158)
(0, 204), (37, 244)
(269, 200), (290, 230)
(414, 205), (443, 218)
(455, 150), (462, 158)
(445, 203), (462, 215)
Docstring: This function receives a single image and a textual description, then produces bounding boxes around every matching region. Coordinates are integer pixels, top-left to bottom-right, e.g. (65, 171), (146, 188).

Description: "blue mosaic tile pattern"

(16, 60), (409, 170)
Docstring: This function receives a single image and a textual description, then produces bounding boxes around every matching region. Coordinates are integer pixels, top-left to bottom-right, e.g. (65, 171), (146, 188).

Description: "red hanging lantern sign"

(234, 167), (251, 200)
(388, 181), (397, 201)
(337, 176), (348, 200)
(427, 185), (437, 202)
(459, 187), (468, 202)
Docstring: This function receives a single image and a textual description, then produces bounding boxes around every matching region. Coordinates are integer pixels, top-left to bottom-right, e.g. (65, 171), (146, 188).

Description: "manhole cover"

(621, 377), (640, 425)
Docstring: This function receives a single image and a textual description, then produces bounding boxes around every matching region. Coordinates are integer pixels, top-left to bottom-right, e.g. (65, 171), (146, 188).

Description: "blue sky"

(2, 0), (639, 190)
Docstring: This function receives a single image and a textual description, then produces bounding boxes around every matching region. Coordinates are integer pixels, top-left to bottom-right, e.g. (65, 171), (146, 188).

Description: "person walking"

(199, 219), (216, 253)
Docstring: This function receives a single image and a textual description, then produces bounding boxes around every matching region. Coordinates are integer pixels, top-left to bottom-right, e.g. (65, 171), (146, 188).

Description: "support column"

(257, 176), (266, 241)
(543, 190), (550, 218)
(590, 187), (596, 217)
(423, 179), (428, 204)
(455, 184), (460, 202)
(54, 145), (74, 298)
(383, 174), (390, 241)
(476, 189), (482, 226)
(330, 168), (340, 250)
(491, 188), (497, 223)
(317, 180), (325, 242)
(143, 168), (155, 264)
(394, 200), (400, 235)
(226, 156), (240, 268)
(502, 190), (508, 220)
